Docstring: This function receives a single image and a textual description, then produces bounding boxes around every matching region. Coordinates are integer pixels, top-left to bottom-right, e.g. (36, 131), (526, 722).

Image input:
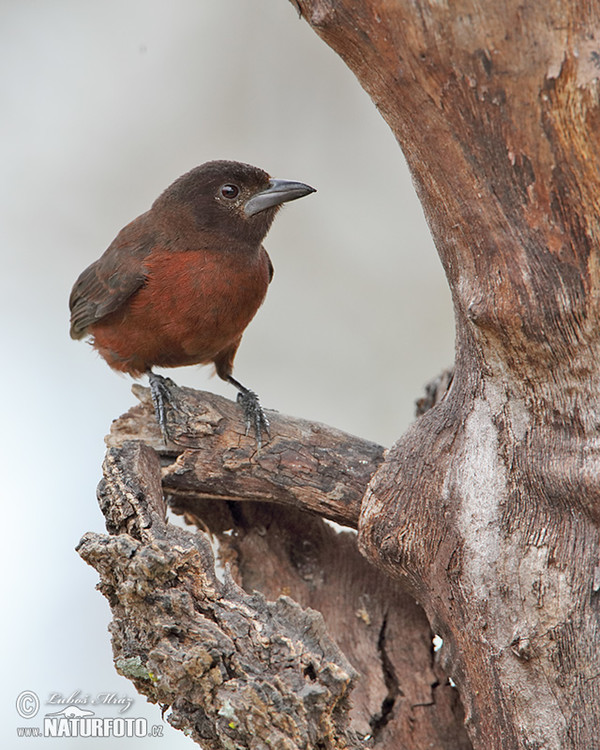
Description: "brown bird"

(69, 160), (315, 444)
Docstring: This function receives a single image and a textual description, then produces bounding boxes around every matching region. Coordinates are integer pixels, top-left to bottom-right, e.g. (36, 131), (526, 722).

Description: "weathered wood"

(108, 384), (385, 528)
(79, 440), (360, 749)
(79, 396), (470, 748)
(174, 501), (470, 748)
(290, 1), (600, 747)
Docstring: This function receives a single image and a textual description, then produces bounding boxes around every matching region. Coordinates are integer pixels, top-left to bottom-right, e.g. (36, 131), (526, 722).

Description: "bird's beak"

(244, 178), (316, 217)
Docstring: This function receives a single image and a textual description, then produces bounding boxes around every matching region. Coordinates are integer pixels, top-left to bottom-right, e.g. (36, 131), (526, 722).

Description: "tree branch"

(109, 384), (385, 529)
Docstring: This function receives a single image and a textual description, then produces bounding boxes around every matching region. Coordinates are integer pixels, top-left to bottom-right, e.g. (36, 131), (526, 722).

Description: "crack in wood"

(369, 614), (401, 737)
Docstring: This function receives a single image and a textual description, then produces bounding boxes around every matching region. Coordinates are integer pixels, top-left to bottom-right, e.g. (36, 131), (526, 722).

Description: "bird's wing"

(69, 217), (156, 339)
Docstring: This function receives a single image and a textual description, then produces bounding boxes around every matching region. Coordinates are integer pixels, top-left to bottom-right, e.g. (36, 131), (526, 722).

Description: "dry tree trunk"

(78, 1), (600, 748)
(293, 0), (600, 747)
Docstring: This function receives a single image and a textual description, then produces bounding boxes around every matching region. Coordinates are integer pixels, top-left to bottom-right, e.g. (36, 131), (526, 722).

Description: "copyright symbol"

(16, 691), (39, 719)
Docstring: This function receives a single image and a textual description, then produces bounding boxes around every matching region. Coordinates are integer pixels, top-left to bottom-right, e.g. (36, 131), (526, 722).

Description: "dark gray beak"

(244, 178), (316, 217)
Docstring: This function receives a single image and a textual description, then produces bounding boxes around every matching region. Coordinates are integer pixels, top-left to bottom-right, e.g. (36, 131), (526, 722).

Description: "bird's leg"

(147, 370), (176, 440)
(227, 375), (270, 448)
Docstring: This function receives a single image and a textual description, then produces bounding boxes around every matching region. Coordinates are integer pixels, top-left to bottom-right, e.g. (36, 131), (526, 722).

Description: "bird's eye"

(220, 184), (239, 199)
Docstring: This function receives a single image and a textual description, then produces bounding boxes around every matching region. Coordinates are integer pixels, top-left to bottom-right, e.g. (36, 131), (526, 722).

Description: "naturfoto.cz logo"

(15, 690), (164, 739)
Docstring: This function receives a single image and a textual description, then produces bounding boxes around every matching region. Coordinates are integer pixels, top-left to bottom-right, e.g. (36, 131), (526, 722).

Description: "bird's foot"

(237, 388), (270, 448)
(227, 376), (270, 447)
(148, 371), (176, 440)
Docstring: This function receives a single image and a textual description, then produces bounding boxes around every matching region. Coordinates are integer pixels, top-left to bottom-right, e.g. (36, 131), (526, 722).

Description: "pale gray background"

(2, 1), (453, 747)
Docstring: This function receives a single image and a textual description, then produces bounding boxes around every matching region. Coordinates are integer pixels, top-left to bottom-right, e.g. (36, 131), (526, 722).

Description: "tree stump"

(80, 387), (468, 747)
(79, 1), (600, 747)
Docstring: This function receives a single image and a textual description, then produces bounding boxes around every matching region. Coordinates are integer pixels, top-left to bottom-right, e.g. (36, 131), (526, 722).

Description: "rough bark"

(80, 389), (469, 748)
(79, 439), (359, 750)
(289, 0), (600, 747)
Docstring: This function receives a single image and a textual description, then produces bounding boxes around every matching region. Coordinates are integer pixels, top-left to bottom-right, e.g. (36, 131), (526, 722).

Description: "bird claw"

(149, 371), (269, 448)
(236, 388), (270, 448)
(148, 371), (175, 440)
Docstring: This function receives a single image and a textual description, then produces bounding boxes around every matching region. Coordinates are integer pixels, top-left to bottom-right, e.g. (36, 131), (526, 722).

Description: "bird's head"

(155, 160), (315, 246)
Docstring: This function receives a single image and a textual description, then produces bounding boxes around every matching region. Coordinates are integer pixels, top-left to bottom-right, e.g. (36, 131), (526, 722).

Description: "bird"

(69, 160), (315, 445)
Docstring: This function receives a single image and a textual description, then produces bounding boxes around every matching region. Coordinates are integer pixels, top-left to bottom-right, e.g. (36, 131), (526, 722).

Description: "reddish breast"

(91, 246), (271, 375)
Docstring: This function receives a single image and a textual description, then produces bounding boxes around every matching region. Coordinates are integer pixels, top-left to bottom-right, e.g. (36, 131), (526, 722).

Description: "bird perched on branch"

(69, 160), (315, 445)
